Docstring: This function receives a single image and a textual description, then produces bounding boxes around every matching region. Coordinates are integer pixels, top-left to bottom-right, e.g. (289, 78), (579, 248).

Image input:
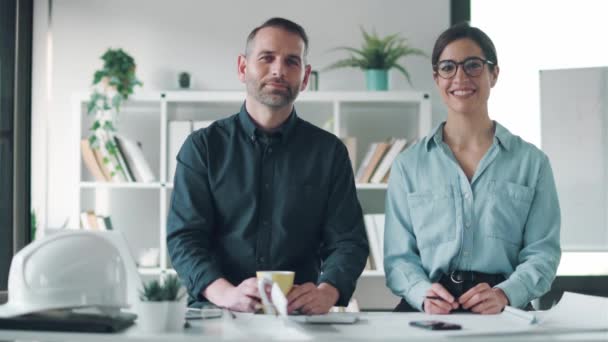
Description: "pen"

(425, 296), (447, 301)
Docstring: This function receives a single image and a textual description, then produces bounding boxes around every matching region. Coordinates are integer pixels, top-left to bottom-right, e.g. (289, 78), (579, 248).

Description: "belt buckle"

(450, 271), (464, 284)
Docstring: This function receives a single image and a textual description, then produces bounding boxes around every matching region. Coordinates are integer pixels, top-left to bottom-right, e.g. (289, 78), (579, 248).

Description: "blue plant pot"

(366, 69), (388, 91)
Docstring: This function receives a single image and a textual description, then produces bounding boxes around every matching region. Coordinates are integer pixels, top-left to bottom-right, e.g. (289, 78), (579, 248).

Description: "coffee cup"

(256, 271), (294, 314)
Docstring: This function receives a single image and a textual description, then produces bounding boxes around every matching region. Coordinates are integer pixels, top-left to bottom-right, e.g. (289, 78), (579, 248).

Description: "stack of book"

(79, 210), (114, 231)
(81, 133), (155, 183)
(355, 138), (408, 184)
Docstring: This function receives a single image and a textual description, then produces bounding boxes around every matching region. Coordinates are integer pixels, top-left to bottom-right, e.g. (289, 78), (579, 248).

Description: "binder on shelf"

(80, 139), (108, 182)
(358, 141), (391, 183)
(168, 121), (193, 182)
(372, 214), (385, 266)
(114, 135), (156, 183)
(364, 215), (382, 271)
(112, 135), (136, 182)
(370, 138), (407, 183)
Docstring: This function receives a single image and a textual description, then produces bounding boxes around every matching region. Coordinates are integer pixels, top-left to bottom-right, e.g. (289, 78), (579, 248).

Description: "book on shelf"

(80, 139), (108, 182)
(114, 135), (156, 183)
(370, 138), (407, 183)
(168, 120), (193, 182)
(340, 136), (357, 173)
(79, 211), (113, 231)
(92, 147), (112, 181)
(95, 131), (127, 183)
(364, 257), (373, 270)
(355, 143), (376, 182)
(357, 141), (391, 183)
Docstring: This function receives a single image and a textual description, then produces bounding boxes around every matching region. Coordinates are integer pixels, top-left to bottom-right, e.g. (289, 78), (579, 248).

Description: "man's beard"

(247, 77), (299, 108)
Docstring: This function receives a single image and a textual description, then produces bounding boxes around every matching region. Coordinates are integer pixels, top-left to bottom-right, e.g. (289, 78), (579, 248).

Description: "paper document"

(449, 292), (608, 337)
(535, 292), (608, 330)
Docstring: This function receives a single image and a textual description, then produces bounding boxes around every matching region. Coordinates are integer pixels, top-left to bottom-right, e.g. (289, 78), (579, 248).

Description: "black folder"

(0, 311), (136, 333)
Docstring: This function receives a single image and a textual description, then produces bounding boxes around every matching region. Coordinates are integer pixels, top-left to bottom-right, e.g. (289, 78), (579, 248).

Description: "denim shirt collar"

(425, 120), (513, 152)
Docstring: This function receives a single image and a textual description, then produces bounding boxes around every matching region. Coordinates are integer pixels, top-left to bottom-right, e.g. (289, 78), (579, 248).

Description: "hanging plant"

(86, 48), (142, 179)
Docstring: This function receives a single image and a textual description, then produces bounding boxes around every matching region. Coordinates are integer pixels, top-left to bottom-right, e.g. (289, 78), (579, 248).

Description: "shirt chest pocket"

(407, 186), (458, 250)
(483, 181), (535, 245)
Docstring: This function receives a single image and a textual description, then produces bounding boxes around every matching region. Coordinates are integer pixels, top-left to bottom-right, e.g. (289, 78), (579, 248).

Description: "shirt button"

(263, 220), (269, 225)
(264, 183), (270, 189)
(463, 251), (470, 256)
(257, 256), (265, 263)
(268, 148), (273, 153)
(464, 192), (471, 199)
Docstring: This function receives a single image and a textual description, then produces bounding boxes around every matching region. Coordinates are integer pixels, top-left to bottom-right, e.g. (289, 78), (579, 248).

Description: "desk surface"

(0, 312), (606, 342)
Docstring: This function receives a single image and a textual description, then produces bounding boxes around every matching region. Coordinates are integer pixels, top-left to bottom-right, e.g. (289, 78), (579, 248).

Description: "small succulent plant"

(139, 274), (186, 302)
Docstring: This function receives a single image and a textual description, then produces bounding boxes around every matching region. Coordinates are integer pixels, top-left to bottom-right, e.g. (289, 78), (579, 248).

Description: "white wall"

(32, 0), (449, 229)
(472, 0), (608, 147)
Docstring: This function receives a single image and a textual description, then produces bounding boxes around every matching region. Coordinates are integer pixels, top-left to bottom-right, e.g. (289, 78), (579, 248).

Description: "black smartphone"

(409, 320), (462, 330)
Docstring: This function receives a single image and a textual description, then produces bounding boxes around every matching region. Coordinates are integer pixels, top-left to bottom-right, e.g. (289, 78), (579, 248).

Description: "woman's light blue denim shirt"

(384, 121), (561, 310)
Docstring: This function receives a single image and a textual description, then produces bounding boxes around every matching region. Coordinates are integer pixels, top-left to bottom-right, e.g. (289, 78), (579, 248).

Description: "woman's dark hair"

(431, 23), (497, 71)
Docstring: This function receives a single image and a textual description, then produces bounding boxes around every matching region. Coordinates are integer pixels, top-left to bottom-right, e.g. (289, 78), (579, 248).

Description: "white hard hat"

(0, 230), (129, 318)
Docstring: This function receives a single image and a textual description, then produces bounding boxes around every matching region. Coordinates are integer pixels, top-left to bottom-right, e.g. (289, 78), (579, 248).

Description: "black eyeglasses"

(434, 57), (495, 79)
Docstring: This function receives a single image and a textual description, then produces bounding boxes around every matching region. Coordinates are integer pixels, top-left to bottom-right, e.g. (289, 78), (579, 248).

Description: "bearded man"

(167, 17), (368, 315)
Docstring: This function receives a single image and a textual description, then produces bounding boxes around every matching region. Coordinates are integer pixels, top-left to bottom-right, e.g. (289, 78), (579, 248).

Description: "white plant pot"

(137, 297), (187, 333)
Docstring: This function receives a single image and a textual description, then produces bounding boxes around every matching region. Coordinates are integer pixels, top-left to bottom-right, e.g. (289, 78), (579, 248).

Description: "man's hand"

(286, 282), (339, 315)
(204, 277), (260, 312)
(424, 283), (459, 314)
(458, 283), (509, 314)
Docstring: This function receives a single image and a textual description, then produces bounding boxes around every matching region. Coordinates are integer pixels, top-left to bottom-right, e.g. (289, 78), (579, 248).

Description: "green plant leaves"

(139, 274), (186, 302)
(85, 48), (143, 179)
(324, 27), (427, 86)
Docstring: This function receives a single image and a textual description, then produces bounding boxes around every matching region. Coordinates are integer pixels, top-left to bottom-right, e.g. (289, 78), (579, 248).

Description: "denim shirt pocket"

(407, 185), (457, 250)
(485, 180), (535, 246)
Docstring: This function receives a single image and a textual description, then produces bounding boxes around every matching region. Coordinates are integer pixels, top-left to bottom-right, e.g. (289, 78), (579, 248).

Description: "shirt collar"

(493, 121), (512, 151)
(238, 102), (298, 144)
(425, 120), (512, 151)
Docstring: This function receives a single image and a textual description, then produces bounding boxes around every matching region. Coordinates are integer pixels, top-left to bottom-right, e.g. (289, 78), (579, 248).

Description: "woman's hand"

(459, 283), (509, 314)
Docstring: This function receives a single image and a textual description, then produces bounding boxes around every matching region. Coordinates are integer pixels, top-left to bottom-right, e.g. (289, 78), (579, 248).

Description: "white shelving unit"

(73, 91), (432, 280)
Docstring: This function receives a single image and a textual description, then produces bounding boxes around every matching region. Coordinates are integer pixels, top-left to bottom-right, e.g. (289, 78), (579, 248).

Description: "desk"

(0, 312), (606, 341)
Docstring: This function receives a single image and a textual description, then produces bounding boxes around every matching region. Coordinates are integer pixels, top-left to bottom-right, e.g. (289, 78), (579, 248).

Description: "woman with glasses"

(384, 23), (561, 314)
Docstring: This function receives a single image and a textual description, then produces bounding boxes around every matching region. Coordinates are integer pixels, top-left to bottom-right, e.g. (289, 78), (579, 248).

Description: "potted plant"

(137, 274), (187, 333)
(324, 28), (426, 90)
(86, 48), (142, 180)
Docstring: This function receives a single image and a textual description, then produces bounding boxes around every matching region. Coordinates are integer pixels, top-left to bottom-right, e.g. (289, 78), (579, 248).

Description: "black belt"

(446, 270), (505, 286)
(394, 270), (507, 313)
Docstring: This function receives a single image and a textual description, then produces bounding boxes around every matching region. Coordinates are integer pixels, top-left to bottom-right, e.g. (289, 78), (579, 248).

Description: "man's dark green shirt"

(167, 104), (369, 306)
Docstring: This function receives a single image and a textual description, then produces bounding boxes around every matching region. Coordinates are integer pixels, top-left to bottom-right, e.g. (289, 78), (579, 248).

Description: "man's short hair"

(245, 17), (309, 58)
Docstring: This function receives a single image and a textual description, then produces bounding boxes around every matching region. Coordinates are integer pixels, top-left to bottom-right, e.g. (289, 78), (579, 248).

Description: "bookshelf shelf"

(73, 90), (432, 280)
(355, 183), (389, 190)
(80, 182), (164, 189)
(361, 270), (385, 277)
